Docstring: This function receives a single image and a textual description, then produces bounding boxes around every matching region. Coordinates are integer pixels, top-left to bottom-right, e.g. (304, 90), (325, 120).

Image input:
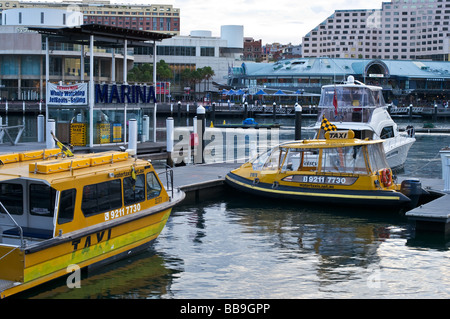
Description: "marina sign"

(95, 83), (157, 104)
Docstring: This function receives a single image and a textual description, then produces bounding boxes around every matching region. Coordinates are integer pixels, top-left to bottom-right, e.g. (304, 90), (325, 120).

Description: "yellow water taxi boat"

(0, 148), (184, 298)
(225, 129), (426, 210)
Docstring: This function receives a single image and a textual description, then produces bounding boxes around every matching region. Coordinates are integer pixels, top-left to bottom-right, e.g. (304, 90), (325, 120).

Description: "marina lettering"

(95, 84), (157, 104)
(71, 229), (112, 251)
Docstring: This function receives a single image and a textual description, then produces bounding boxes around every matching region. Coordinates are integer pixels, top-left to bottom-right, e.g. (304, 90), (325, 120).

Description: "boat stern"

(0, 245), (25, 298)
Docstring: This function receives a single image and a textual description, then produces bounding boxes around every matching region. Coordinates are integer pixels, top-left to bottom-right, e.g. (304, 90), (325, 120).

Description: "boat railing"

(0, 201), (24, 248)
(158, 164), (174, 199)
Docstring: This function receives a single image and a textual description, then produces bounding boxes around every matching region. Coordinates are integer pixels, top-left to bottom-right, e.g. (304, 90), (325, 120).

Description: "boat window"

(29, 184), (56, 217)
(81, 179), (122, 217)
(318, 107), (373, 124)
(380, 126), (395, 139)
(320, 146), (368, 174)
(124, 174), (145, 205)
(251, 149), (272, 171)
(0, 183), (23, 215)
(319, 87), (376, 108)
(262, 147), (281, 171)
(147, 172), (162, 199)
(58, 189), (76, 224)
(367, 144), (390, 172)
(372, 90), (386, 107)
(281, 148), (318, 171)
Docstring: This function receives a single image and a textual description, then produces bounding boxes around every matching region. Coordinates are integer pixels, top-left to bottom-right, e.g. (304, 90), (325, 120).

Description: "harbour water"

(7, 114), (450, 299)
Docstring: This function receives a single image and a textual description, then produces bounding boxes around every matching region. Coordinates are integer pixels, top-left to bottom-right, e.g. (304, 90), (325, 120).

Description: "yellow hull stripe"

(226, 175), (401, 201)
(1, 209), (171, 298)
(23, 209), (171, 283)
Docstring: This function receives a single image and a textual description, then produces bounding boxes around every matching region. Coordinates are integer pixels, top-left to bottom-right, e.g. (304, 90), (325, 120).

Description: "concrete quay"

(0, 141), (169, 160)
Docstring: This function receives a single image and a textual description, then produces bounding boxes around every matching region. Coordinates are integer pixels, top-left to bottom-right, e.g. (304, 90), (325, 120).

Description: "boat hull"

(0, 190), (184, 299)
(384, 137), (415, 171)
(225, 172), (411, 208)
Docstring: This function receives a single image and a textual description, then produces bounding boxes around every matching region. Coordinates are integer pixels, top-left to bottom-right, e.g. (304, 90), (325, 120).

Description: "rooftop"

(238, 57), (450, 79)
(28, 23), (174, 48)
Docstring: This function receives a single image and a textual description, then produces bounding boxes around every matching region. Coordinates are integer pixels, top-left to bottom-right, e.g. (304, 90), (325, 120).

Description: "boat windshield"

(319, 86), (382, 108)
(320, 146), (368, 174)
(253, 143), (388, 175)
(279, 145), (368, 174)
(318, 86), (385, 123)
(251, 147), (277, 171)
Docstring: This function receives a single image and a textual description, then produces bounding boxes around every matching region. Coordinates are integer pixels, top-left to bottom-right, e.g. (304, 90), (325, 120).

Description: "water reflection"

(24, 250), (181, 299)
(156, 195), (439, 298)
(222, 196), (402, 289)
(21, 193), (450, 299)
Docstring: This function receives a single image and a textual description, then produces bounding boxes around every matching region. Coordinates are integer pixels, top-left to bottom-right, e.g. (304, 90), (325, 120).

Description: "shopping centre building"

(229, 57), (450, 106)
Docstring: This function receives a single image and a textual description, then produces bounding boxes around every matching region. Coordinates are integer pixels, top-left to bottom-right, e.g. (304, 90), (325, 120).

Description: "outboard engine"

(400, 179), (423, 208)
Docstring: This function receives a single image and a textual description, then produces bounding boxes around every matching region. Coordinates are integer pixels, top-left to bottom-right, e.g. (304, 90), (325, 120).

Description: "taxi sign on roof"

(325, 130), (355, 140)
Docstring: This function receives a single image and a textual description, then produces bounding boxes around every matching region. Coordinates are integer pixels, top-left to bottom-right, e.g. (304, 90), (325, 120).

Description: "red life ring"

(380, 168), (392, 187)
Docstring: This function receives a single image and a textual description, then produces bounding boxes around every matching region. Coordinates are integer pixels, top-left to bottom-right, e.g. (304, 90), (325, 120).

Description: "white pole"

(80, 45), (84, 82)
(45, 37), (49, 143)
(46, 119), (55, 149)
(166, 117), (174, 167)
(123, 39), (127, 84)
(440, 149), (450, 192)
(111, 49), (115, 83)
(153, 40), (157, 142)
(153, 40), (157, 87)
(37, 114), (44, 143)
(128, 118), (137, 156)
(142, 115), (149, 142)
(153, 103), (157, 142)
(123, 40), (128, 146)
(89, 35), (94, 147)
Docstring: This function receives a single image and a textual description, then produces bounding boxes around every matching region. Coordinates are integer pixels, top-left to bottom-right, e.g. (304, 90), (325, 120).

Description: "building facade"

(134, 26), (244, 98)
(0, 0), (180, 34)
(243, 37), (262, 62)
(0, 5), (244, 102)
(0, 13), (131, 101)
(302, 0), (450, 61)
(228, 57), (450, 106)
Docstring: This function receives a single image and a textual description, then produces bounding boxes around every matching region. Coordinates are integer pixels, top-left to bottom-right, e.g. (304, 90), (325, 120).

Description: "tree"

(199, 66), (215, 91)
(127, 60), (173, 83)
(180, 66), (215, 92)
(156, 60), (173, 81)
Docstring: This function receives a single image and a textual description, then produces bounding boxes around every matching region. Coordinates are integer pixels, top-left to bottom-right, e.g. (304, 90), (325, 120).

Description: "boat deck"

(0, 279), (16, 293)
(406, 193), (450, 232)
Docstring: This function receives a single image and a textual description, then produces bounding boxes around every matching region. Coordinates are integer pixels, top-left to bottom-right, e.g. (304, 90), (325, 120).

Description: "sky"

(144, 0), (385, 44)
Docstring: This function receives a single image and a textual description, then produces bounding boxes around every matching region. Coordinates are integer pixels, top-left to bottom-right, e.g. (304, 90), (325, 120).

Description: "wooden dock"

(164, 162), (240, 204)
(406, 193), (450, 233)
